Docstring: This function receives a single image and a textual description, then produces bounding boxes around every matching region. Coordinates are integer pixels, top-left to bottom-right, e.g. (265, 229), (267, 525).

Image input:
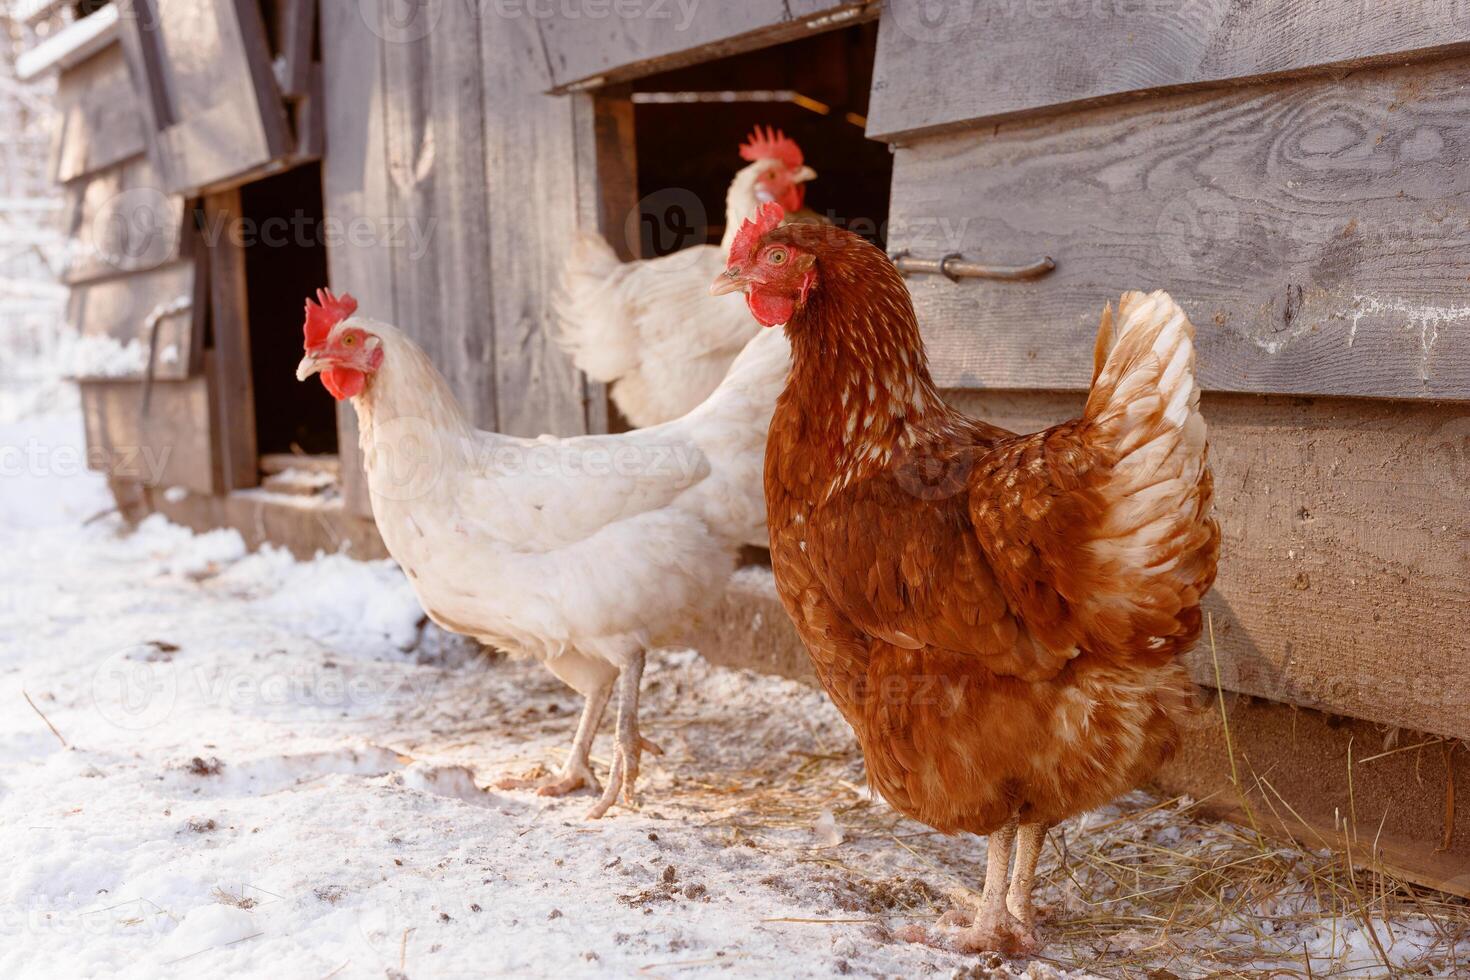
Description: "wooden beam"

(15, 4), (120, 81)
(318, 0), (395, 518)
(274, 0), (317, 100)
(537, 0), (875, 92)
(1158, 694), (1470, 900)
(888, 56), (1470, 400)
(570, 85), (640, 434)
(481, 12), (591, 437)
(868, 0), (1470, 140)
(202, 189), (259, 491)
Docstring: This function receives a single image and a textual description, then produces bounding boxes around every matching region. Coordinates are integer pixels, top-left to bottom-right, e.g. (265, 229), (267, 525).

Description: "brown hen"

(711, 205), (1219, 953)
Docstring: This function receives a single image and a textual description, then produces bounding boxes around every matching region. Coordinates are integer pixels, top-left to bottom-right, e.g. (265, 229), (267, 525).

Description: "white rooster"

(295, 289), (788, 817)
(555, 127), (816, 427)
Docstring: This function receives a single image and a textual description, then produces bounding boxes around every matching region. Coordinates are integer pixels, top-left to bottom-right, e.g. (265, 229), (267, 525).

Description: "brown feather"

(761, 224), (1217, 836)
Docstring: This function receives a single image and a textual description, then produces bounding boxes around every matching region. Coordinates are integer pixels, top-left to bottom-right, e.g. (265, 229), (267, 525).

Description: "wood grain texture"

(383, 0), (499, 430)
(570, 87), (640, 434)
(81, 370), (219, 495)
(64, 260), (200, 382)
(948, 388), (1470, 741)
(869, 0), (1470, 139)
(1159, 695), (1470, 900)
(536, 0), (874, 90)
(50, 42), (148, 184)
(887, 57), (1470, 400)
(319, 0), (395, 517)
(203, 189), (259, 491)
(271, 0), (316, 100)
(481, 13), (590, 437)
(120, 0), (291, 194)
(60, 155), (184, 285)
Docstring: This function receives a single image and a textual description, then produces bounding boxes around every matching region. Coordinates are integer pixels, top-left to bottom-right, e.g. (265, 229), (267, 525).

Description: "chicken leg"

(494, 679), (612, 796)
(955, 817), (1036, 954)
(1006, 822), (1048, 941)
(585, 650), (650, 819)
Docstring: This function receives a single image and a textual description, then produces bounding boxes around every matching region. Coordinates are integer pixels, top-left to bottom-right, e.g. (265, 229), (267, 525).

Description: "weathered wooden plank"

(318, 0), (395, 518)
(570, 86), (640, 433)
(481, 14), (590, 437)
(60, 155), (185, 284)
(270, 0), (316, 100)
(373, 0), (500, 431)
(65, 260), (202, 381)
(869, 0), (1470, 140)
(1160, 695), (1470, 900)
(15, 3), (119, 81)
(948, 388), (1470, 742)
(50, 41), (147, 184)
(120, 0), (292, 194)
(537, 0), (873, 91)
(81, 369), (219, 495)
(202, 189), (258, 491)
(888, 57), (1470, 400)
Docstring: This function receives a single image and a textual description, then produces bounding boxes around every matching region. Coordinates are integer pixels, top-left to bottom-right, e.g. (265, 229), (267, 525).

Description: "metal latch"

(889, 250), (1055, 282)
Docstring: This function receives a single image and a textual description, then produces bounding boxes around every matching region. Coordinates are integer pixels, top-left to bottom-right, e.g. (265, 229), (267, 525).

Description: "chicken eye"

(342, 333), (357, 346)
(767, 248), (788, 266)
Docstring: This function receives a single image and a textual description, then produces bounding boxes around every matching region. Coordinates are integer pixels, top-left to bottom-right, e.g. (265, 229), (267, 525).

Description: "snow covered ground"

(2, 407), (1468, 979)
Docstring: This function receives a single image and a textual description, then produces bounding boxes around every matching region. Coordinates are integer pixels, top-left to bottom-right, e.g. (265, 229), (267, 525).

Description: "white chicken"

(295, 290), (788, 817)
(555, 127), (816, 427)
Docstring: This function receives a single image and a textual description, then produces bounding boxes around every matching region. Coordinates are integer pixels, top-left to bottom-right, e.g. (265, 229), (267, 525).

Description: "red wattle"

(748, 289), (795, 328)
(322, 367), (366, 400)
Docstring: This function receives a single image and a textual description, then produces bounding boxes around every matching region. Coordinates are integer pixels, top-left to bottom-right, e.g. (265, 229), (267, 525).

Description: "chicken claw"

(493, 760), (600, 797)
(585, 652), (648, 820)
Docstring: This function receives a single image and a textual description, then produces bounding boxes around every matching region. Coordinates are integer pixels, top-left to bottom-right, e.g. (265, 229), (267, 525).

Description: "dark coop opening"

(631, 21), (893, 258)
(238, 162), (336, 458)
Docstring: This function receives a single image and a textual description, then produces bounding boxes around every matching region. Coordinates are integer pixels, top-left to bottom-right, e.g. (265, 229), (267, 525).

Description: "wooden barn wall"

(885, 55), (1470, 400)
(870, 2), (1470, 745)
(321, 0), (618, 511)
(868, 0), (1470, 140)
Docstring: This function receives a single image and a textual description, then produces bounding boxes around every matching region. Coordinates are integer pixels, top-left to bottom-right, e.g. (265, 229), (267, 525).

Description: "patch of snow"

(1, 410), (1465, 979)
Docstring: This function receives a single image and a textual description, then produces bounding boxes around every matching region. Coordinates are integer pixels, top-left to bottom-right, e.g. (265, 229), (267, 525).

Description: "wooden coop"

(19, 1), (1469, 893)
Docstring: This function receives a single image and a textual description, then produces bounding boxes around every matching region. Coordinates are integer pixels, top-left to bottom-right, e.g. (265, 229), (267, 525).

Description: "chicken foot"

(953, 817), (1038, 955)
(585, 650), (649, 819)
(494, 679), (613, 796)
(1006, 822), (1048, 936)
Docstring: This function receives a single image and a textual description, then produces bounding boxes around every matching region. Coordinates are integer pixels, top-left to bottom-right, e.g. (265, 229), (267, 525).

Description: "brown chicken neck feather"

(769, 226), (956, 474)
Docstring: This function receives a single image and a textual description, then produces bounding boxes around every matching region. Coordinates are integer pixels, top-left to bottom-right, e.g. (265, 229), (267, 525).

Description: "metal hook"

(939, 252), (965, 283)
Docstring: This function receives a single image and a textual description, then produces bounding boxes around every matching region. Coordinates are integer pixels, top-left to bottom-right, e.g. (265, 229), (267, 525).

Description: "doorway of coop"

(629, 22), (892, 258)
(238, 162), (335, 460)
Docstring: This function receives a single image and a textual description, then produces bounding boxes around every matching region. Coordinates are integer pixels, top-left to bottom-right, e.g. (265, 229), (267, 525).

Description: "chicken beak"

(709, 270), (745, 297)
(793, 165), (817, 183)
(296, 354), (325, 381)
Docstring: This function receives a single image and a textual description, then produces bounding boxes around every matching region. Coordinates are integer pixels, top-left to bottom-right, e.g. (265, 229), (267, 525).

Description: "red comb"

(729, 202), (785, 267)
(739, 126), (803, 171)
(304, 288), (357, 349)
